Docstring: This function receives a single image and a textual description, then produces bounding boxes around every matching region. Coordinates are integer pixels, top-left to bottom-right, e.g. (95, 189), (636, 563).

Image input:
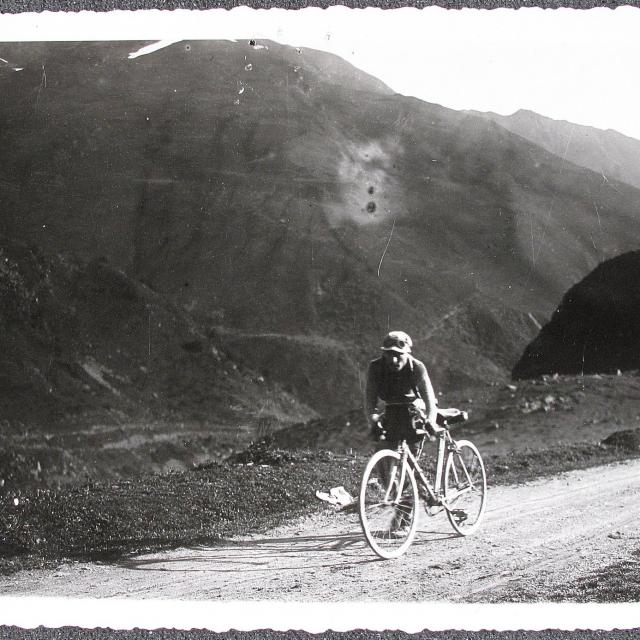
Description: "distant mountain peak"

(473, 107), (640, 190)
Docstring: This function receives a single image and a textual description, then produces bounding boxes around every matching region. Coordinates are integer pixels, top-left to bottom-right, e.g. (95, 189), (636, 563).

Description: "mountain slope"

(472, 108), (640, 190)
(0, 240), (310, 430)
(1, 40), (640, 408)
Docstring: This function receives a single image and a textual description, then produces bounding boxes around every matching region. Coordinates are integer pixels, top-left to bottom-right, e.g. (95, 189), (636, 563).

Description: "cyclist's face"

(383, 350), (409, 371)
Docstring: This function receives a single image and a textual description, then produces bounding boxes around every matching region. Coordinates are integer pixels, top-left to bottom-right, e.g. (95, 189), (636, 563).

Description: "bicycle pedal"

(451, 508), (468, 522)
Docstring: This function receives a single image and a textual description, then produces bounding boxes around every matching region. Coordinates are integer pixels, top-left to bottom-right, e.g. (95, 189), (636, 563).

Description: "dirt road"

(3, 459), (640, 601)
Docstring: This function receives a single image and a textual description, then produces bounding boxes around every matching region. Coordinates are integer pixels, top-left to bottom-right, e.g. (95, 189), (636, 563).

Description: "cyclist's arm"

(415, 367), (438, 428)
(364, 362), (379, 426)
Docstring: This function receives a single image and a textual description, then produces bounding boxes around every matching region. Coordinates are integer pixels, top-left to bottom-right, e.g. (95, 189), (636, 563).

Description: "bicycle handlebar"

(372, 406), (467, 442)
(373, 422), (440, 442)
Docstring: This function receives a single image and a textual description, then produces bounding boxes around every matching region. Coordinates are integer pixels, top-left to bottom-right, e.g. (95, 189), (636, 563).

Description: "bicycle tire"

(359, 448), (419, 559)
(443, 439), (486, 536)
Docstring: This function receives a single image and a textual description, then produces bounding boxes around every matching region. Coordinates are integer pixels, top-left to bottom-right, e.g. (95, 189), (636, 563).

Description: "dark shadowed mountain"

(1, 40), (640, 417)
(513, 251), (640, 379)
(471, 109), (640, 191)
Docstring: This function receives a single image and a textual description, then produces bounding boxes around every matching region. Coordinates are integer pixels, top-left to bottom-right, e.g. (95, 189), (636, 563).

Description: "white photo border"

(0, 5), (639, 634)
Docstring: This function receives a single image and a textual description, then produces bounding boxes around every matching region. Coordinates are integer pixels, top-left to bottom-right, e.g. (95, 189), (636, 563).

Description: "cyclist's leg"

(375, 437), (401, 501)
(377, 407), (421, 529)
(407, 437), (434, 507)
(371, 438), (410, 531)
(373, 430), (412, 531)
(385, 408), (420, 525)
(385, 404), (414, 442)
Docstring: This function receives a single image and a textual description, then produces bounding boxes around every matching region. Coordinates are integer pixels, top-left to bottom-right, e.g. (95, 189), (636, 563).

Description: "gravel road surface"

(3, 459), (640, 602)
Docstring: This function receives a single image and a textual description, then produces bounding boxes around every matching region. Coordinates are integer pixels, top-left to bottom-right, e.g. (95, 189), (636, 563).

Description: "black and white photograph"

(1, 4), (640, 632)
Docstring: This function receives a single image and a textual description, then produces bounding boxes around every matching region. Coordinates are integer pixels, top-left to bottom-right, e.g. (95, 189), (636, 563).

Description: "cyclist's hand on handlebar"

(369, 413), (386, 441)
(370, 424), (386, 441)
(416, 421), (445, 440)
(428, 422), (446, 437)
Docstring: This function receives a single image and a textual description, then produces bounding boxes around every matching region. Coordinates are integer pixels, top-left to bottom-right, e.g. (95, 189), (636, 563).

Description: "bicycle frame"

(360, 408), (487, 558)
(395, 430), (473, 512)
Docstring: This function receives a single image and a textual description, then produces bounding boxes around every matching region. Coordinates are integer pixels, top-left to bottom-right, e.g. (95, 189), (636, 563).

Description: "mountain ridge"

(2, 39), (640, 416)
(469, 108), (640, 190)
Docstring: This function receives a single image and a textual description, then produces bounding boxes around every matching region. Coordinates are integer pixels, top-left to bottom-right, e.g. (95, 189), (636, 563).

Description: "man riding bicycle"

(360, 331), (485, 551)
(364, 330), (439, 452)
(364, 331), (440, 535)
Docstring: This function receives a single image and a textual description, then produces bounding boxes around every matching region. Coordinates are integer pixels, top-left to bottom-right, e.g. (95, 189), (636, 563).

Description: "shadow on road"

(115, 526), (458, 573)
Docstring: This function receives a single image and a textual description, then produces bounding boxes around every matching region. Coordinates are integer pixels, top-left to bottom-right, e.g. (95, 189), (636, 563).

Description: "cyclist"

(364, 331), (439, 534)
(364, 330), (438, 450)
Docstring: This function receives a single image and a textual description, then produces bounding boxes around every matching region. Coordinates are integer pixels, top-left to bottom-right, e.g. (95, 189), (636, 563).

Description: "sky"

(2, 6), (640, 140)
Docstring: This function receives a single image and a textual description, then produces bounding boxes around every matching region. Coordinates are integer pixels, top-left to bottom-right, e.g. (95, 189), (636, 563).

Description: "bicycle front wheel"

(443, 440), (486, 536)
(359, 449), (419, 559)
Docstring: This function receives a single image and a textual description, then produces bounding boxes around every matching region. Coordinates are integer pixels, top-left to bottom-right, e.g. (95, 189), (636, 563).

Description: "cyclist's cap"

(381, 331), (412, 353)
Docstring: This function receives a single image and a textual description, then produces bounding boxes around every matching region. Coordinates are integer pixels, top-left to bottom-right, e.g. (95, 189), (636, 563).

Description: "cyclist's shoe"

(418, 485), (439, 507)
(422, 490), (444, 516)
(424, 493), (439, 508)
(425, 504), (444, 517)
(390, 509), (410, 536)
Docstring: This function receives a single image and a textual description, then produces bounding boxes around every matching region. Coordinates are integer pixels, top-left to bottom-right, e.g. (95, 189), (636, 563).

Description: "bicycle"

(359, 406), (487, 559)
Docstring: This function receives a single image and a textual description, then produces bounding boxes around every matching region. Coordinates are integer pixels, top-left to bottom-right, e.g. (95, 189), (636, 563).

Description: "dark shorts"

(381, 405), (421, 448)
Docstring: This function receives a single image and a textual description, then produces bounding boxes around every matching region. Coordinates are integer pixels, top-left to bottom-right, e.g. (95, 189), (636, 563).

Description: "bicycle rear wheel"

(359, 449), (419, 559)
(443, 440), (486, 536)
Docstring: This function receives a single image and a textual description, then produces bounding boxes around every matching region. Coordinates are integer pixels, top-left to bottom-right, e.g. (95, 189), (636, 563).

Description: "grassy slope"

(0, 449), (362, 573)
(0, 242), (313, 488)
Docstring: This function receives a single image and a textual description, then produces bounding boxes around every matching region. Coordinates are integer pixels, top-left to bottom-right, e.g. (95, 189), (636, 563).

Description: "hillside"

(513, 251), (640, 379)
(472, 108), (640, 190)
(0, 241), (311, 487)
(269, 372), (640, 460)
(1, 40), (640, 412)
